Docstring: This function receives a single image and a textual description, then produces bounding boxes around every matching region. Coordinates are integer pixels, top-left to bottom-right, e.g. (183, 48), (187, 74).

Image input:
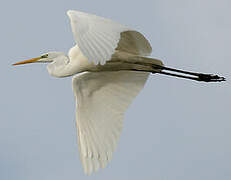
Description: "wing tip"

(67, 10), (75, 18)
(82, 157), (110, 175)
(67, 10), (89, 18)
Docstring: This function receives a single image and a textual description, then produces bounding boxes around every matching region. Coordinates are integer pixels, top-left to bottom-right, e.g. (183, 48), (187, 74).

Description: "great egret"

(13, 10), (225, 175)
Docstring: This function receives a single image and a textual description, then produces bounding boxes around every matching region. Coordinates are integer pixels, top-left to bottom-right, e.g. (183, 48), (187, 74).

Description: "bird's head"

(12, 52), (65, 65)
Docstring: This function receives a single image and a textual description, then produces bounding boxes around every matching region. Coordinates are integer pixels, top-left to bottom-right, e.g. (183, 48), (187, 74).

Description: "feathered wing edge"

(67, 10), (152, 65)
(72, 71), (149, 174)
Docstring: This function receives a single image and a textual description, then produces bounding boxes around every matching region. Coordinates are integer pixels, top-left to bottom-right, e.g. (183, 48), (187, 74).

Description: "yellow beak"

(12, 57), (41, 66)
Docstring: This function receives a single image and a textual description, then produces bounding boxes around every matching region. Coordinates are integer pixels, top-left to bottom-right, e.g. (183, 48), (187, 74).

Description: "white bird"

(13, 10), (225, 175)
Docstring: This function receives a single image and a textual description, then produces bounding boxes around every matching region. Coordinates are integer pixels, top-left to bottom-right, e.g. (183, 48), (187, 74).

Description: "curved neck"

(47, 46), (93, 78)
(47, 55), (79, 78)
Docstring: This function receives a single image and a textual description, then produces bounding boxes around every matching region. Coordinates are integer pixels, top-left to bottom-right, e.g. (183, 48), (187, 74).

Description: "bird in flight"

(13, 10), (225, 175)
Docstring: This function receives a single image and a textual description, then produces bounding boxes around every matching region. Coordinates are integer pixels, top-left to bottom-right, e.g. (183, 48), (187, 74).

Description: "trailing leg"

(151, 65), (226, 82)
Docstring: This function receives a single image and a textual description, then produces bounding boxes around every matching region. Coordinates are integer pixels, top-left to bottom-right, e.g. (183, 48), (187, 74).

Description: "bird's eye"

(41, 54), (48, 58)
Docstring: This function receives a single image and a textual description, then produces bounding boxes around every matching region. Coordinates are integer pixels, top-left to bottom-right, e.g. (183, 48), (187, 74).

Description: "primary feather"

(67, 10), (152, 65)
(72, 71), (149, 174)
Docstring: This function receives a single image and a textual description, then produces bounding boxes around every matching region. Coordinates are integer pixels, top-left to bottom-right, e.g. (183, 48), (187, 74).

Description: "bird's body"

(13, 10), (225, 175)
(47, 44), (163, 78)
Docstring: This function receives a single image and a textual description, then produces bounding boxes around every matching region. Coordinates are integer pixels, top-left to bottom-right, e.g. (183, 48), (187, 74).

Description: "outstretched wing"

(72, 71), (149, 174)
(67, 10), (152, 65)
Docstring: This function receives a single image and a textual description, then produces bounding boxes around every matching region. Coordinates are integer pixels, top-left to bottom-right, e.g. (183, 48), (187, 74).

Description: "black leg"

(115, 60), (226, 82)
(152, 65), (226, 82)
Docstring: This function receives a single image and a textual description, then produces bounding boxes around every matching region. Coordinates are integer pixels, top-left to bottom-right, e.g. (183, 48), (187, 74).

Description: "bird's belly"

(75, 50), (163, 73)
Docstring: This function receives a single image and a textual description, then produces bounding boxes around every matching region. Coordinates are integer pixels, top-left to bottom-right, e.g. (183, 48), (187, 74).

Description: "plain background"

(0, 0), (230, 179)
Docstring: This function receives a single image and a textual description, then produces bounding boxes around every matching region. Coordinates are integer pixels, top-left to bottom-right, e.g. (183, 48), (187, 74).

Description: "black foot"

(198, 73), (226, 82)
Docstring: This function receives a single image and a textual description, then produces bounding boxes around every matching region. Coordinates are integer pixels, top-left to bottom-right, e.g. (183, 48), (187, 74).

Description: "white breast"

(68, 45), (96, 74)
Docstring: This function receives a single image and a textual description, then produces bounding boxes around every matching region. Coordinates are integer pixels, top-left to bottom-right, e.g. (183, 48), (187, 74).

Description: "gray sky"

(0, 0), (231, 179)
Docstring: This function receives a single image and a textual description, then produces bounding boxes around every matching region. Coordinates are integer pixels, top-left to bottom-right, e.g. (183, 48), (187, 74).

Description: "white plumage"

(14, 9), (223, 176)
(72, 71), (149, 174)
(67, 10), (152, 65)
